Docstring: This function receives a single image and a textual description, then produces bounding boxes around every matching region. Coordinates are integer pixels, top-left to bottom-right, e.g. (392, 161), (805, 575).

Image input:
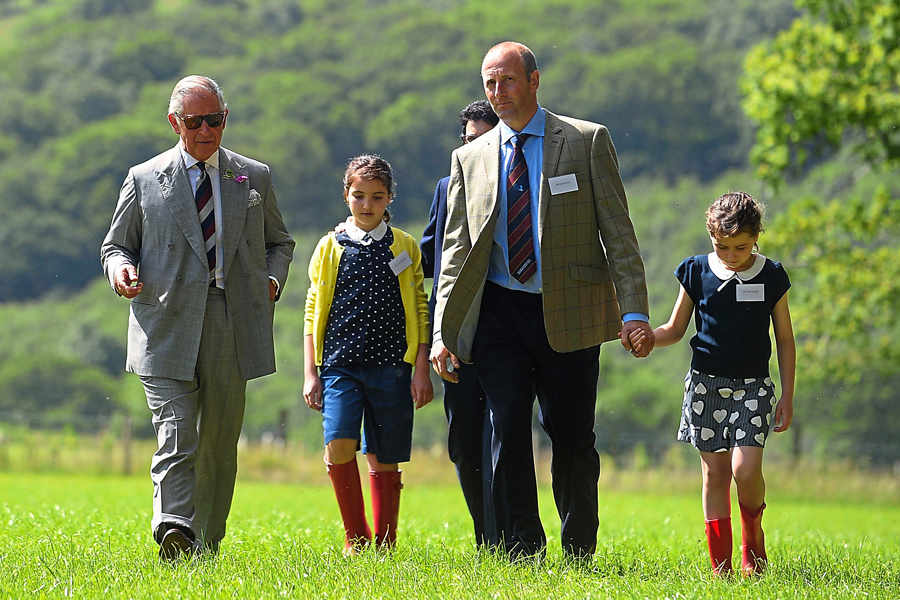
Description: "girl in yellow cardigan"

(303, 154), (432, 554)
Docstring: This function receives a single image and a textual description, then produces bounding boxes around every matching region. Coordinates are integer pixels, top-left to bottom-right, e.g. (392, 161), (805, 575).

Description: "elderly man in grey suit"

(101, 75), (294, 560)
(431, 42), (652, 561)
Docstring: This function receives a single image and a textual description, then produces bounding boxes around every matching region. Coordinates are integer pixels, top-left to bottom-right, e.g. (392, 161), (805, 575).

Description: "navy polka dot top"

(322, 227), (407, 366)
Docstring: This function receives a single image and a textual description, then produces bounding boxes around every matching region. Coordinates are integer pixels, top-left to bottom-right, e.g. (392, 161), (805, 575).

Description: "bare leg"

(700, 450), (734, 574)
(700, 451), (733, 519)
(732, 446), (767, 575)
(731, 446), (765, 509)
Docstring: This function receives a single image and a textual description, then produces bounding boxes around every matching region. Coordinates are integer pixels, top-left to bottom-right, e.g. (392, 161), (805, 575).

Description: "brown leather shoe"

(159, 526), (194, 562)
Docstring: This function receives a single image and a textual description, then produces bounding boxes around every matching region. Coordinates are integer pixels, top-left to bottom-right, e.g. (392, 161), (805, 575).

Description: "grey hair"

(168, 75), (226, 115)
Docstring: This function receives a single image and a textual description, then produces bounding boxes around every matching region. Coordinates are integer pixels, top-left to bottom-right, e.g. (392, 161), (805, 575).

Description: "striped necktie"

(195, 161), (216, 275)
(506, 134), (537, 283)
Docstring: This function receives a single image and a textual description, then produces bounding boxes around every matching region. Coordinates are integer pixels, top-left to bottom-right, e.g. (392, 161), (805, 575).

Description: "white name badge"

(389, 251), (413, 276)
(736, 284), (765, 302)
(548, 173), (578, 195)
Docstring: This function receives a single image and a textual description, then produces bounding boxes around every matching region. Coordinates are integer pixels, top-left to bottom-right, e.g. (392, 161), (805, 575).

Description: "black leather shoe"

(159, 526), (194, 562)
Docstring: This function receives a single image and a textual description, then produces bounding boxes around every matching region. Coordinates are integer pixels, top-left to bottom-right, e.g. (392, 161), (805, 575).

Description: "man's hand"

(619, 320), (654, 358)
(430, 342), (460, 383)
(113, 264), (143, 298)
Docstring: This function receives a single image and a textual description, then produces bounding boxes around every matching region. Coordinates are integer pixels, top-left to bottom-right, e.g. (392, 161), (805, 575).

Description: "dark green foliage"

(1, 0), (897, 463)
(0, 0), (798, 301)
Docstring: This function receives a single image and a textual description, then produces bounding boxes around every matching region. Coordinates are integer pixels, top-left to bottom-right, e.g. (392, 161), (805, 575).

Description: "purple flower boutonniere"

(224, 169), (248, 184)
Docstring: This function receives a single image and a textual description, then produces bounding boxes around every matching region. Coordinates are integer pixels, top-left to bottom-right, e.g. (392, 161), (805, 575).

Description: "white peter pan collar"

(708, 252), (766, 291)
(342, 218), (387, 243)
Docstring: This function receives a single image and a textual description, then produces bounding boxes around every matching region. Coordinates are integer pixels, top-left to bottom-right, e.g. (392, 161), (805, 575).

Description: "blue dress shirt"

(484, 109), (645, 322)
(487, 108), (546, 293)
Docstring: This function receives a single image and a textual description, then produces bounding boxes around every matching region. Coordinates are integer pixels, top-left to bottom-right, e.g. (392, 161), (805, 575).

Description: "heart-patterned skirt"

(676, 369), (778, 452)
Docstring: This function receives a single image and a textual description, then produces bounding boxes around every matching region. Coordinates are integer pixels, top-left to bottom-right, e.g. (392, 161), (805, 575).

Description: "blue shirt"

(487, 108), (546, 293)
(485, 108), (647, 323)
(676, 253), (791, 378)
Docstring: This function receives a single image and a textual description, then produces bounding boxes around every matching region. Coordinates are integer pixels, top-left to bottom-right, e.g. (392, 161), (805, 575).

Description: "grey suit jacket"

(434, 110), (649, 362)
(100, 145), (295, 381)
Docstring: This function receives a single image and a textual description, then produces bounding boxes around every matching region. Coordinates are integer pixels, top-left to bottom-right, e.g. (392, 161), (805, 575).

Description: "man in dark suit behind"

(420, 100), (499, 547)
(101, 75), (294, 560)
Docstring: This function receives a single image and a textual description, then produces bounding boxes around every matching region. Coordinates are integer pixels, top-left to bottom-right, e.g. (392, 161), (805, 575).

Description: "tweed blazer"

(433, 110), (649, 362)
(100, 145), (295, 381)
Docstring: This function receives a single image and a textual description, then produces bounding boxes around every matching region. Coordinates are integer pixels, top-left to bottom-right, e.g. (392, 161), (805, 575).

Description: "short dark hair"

(458, 100), (499, 133)
(519, 46), (538, 78)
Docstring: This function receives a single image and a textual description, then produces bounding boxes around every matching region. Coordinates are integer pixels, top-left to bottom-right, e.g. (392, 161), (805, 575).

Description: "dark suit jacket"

(420, 175), (450, 322)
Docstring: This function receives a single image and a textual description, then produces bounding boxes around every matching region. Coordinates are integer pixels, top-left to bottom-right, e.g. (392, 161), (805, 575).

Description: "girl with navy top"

(303, 154), (432, 554)
(632, 192), (795, 576)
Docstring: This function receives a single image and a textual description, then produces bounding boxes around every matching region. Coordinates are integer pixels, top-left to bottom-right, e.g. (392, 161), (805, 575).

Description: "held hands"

(113, 264), (143, 298)
(618, 320), (655, 358)
(429, 342), (460, 383)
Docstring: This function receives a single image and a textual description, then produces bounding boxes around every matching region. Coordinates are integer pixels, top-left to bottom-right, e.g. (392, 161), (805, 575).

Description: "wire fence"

(3, 410), (900, 480)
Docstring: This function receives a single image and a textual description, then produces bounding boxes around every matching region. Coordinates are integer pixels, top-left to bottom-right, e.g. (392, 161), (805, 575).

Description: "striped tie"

(195, 162), (216, 275)
(506, 134), (537, 283)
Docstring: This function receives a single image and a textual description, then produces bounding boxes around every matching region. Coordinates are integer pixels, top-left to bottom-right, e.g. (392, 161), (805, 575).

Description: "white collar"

(708, 252), (766, 289)
(179, 142), (220, 170)
(342, 217), (387, 242)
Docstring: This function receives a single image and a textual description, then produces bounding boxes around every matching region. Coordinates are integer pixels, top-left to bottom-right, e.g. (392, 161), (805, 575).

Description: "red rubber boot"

(327, 460), (372, 555)
(370, 470), (403, 548)
(704, 517), (733, 575)
(739, 502), (767, 576)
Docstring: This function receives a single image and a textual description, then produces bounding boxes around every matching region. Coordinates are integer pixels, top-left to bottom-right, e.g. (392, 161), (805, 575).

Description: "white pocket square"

(248, 189), (261, 207)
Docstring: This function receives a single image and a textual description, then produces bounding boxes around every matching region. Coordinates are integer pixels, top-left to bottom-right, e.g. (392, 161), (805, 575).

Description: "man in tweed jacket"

(431, 42), (651, 560)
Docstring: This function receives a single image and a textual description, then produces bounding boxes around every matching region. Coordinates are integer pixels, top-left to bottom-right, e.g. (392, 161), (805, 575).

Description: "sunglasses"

(177, 111), (226, 129)
(459, 133), (481, 144)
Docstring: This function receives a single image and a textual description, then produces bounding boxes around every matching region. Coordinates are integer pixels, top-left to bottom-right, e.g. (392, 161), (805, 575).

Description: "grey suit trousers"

(141, 287), (247, 548)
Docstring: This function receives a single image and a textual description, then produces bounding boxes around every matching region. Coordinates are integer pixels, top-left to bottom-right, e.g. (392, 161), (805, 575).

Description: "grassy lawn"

(0, 471), (897, 599)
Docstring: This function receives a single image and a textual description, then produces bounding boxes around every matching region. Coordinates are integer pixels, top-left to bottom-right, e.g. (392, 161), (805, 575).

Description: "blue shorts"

(320, 364), (414, 464)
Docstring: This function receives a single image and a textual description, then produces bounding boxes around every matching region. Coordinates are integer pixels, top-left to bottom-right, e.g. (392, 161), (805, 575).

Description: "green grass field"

(1, 472), (897, 599)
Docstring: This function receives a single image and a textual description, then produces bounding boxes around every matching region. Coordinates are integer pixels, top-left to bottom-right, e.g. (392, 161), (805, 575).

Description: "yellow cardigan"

(304, 227), (429, 366)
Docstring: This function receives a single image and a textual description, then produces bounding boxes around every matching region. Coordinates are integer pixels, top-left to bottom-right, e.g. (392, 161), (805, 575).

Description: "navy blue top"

(323, 228), (406, 366)
(676, 254), (790, 378)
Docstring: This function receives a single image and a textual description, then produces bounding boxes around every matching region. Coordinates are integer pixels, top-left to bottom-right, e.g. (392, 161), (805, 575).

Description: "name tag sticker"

(736, 284), (765, 302)
(548, 173), (578, 195)
(389, 251), (413, 276)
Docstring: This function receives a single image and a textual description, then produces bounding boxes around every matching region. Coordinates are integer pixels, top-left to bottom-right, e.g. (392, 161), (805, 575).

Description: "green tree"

(743, 1), (900, 459)
(742, 0), (900, 182)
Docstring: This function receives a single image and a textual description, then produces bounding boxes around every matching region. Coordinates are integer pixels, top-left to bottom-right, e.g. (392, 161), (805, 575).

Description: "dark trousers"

(443, 362), (496, 546)
(472, 282), (601, 558)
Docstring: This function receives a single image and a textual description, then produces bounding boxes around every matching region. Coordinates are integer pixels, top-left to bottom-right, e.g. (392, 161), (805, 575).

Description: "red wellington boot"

(370, 470), (403, 548)
(327, 460), (372, 555)
(704, 517), (733, 575)
(739, 502), (767, 576)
